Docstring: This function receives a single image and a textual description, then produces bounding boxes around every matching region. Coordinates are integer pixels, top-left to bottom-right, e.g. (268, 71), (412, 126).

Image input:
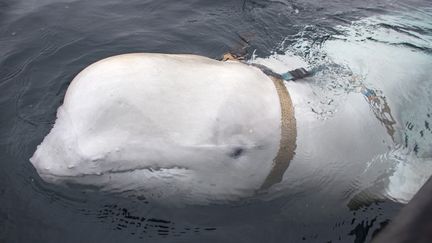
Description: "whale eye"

(229, 147), (244, 159)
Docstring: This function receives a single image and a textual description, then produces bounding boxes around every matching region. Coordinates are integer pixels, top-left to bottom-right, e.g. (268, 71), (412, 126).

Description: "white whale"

(30, 39), (432, 205)
(30, 53), (295, 204)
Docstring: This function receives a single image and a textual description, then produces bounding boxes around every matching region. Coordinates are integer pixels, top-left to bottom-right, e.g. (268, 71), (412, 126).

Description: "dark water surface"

(1, 0), (431, 242)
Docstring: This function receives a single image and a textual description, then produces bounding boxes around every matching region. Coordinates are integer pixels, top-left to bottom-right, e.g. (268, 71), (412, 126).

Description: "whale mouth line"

(38, 165), (190, 179)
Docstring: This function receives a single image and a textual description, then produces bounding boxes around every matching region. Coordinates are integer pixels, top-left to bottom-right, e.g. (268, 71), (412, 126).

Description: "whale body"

(30, 53), (288, 204)
(31, 43), (432, 205)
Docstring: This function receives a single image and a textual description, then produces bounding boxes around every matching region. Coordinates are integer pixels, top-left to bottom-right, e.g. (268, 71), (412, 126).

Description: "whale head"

(29, 54), (285, 204)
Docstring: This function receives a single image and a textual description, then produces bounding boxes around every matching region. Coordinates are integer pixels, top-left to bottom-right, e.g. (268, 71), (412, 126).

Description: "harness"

(247, 63), (310, 189)
(260, 76), (297, 190)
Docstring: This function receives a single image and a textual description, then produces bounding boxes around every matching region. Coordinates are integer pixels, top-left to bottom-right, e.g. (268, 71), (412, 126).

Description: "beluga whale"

(30, 48), (432, 206)
(30, 53), (305, 204)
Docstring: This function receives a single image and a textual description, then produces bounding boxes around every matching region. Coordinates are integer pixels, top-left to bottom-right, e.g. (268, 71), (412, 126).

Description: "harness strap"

(260, 76), (297, 190)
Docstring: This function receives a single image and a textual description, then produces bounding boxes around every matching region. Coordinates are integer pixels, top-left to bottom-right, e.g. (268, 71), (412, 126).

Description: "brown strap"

(260, 77), (297, 190)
